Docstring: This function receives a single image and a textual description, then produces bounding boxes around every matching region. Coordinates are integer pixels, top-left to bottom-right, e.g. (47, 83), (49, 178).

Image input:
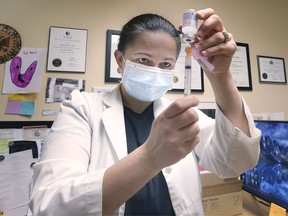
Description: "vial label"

(182, 9), (198, 42)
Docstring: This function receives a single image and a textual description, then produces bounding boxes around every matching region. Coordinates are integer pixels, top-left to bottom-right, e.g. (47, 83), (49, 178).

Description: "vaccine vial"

(182, 9), (198, 42)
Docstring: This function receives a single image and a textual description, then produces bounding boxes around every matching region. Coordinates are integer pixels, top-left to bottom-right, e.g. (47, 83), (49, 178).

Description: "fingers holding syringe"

(164, 96), (199, 119)
(144, 96), (200, 168)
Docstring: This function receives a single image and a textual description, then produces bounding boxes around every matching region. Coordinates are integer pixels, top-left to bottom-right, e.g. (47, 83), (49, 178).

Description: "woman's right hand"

(143, 95), (200, 169)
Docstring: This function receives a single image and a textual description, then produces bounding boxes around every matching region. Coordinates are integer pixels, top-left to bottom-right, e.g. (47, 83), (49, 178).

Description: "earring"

(117, 67), (122, 74)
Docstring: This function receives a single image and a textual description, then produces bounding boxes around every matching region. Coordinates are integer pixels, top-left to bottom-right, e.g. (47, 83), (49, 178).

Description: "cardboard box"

(200, 170), (239, 187)
(201, 172), (243, 216)
(202, 190), (242, 216)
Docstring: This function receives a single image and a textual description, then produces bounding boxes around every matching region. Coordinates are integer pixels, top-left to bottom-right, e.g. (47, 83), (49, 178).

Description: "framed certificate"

(257, 55), (287, 84)
(230, 42), (252, 90)
(47, 26), (88, 73)
(171, 43), (204, 92)
(105, 29), (121, 82)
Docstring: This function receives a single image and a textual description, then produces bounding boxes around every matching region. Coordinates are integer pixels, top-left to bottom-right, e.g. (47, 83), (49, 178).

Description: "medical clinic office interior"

(0, 0), (288, 121)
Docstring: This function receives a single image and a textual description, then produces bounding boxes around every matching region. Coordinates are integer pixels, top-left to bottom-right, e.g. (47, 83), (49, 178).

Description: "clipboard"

(0, 150), (35, 215)
(8, 140), (38, 158)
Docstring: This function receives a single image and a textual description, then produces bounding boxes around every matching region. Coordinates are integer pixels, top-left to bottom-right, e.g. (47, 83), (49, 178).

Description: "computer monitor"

(241, 120), (288, 210)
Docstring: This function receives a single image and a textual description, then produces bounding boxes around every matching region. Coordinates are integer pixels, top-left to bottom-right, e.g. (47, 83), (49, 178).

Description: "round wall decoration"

(0, 24), (22, 64)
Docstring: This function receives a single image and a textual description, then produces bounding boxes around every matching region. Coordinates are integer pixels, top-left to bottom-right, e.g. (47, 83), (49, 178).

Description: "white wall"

(0, 0), (288, 121)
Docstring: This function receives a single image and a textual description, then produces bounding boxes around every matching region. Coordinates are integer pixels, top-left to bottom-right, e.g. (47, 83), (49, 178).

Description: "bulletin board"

(0, 121), (53, 216)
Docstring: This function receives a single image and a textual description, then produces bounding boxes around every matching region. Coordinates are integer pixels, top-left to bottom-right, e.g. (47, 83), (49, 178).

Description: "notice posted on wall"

(45, 77), (85, 103)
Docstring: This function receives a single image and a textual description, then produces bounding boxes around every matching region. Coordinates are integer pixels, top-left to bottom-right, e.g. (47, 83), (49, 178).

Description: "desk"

(242, 190), (288, 216)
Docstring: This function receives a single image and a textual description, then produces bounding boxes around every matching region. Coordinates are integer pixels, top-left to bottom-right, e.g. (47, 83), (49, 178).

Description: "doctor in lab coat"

(29, 8), (261, 216)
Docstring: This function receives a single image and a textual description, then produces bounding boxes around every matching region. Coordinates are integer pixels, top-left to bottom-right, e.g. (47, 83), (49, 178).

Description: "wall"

(0, 0), (288, 121)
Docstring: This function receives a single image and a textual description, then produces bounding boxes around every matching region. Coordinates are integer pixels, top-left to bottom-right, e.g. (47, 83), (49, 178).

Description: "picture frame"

(47, 26), (88, 73)
(257, 55), (287, 84)
(171, 61), (204, 92)
(230, 42), (252, 90)
(171, 43), (204, 92)
(105, 29), (121, 82)
(171, 43), (204, 93)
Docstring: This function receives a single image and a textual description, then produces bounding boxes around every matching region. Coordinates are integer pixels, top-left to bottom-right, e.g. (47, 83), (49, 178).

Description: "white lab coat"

(29, 85), (261, 216)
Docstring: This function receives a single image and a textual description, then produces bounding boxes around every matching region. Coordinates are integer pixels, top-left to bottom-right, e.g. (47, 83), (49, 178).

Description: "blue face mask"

(120, 60), (175, 102)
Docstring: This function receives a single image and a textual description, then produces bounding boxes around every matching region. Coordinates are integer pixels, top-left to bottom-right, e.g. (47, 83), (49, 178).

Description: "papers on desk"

(0, 150), (36, 216)
(0, 129), (14, 154)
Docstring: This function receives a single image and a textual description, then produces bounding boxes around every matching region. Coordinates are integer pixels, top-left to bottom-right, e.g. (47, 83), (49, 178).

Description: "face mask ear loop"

(121, 53), (127, 63)
(117, 53), (126, 75)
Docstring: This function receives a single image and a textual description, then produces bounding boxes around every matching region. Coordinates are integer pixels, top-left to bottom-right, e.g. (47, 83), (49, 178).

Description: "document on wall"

(0, 129), (14, 154)
(0, 150), (35, 215)
(173, 43), (202, 91)
(47, 26), (88, 72)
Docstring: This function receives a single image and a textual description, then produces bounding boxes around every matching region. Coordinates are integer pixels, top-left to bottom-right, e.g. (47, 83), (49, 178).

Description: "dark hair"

(118, 13), (181, 58)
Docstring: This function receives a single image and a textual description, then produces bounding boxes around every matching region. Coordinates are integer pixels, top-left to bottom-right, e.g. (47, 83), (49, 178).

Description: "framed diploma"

(105, 29), (121, 82)
(230, 42), (252, 90)
(257, 55), (287, 84)
(172, 43), (204, 92)
(47, 26), (88, 73)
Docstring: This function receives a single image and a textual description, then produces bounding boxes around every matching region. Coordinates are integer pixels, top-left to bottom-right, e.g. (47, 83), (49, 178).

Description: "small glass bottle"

(182, 9), (198, 43)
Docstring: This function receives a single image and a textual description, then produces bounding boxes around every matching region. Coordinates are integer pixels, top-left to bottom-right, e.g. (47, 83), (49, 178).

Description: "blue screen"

(241, 120), (288, 210)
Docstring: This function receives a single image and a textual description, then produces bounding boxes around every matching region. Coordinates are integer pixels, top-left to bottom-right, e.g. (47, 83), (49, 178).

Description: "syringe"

(184, 45), (192, 96)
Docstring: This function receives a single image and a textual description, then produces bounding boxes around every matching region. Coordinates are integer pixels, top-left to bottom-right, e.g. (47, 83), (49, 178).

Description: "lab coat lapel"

(102, 86), (128, 160)
(101, 87), (172, 160)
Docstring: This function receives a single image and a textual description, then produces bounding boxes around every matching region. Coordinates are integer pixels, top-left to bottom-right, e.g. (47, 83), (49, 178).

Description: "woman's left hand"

(192, 8), (236, 76)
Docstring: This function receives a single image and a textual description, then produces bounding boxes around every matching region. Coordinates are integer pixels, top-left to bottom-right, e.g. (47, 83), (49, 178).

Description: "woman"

(29, 8), (261, 216)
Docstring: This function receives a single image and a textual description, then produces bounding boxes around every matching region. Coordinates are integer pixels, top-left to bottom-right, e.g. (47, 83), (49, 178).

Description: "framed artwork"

(230, 42), (252, 90)
(105, 29), (121, 82)
(257, 55), (287, 84)
(47, 26), (88, 73)
(0, 24), (22, 64)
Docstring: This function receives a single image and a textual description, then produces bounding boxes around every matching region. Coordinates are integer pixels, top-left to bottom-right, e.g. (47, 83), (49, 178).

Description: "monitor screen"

(241, 120), (288, 210)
